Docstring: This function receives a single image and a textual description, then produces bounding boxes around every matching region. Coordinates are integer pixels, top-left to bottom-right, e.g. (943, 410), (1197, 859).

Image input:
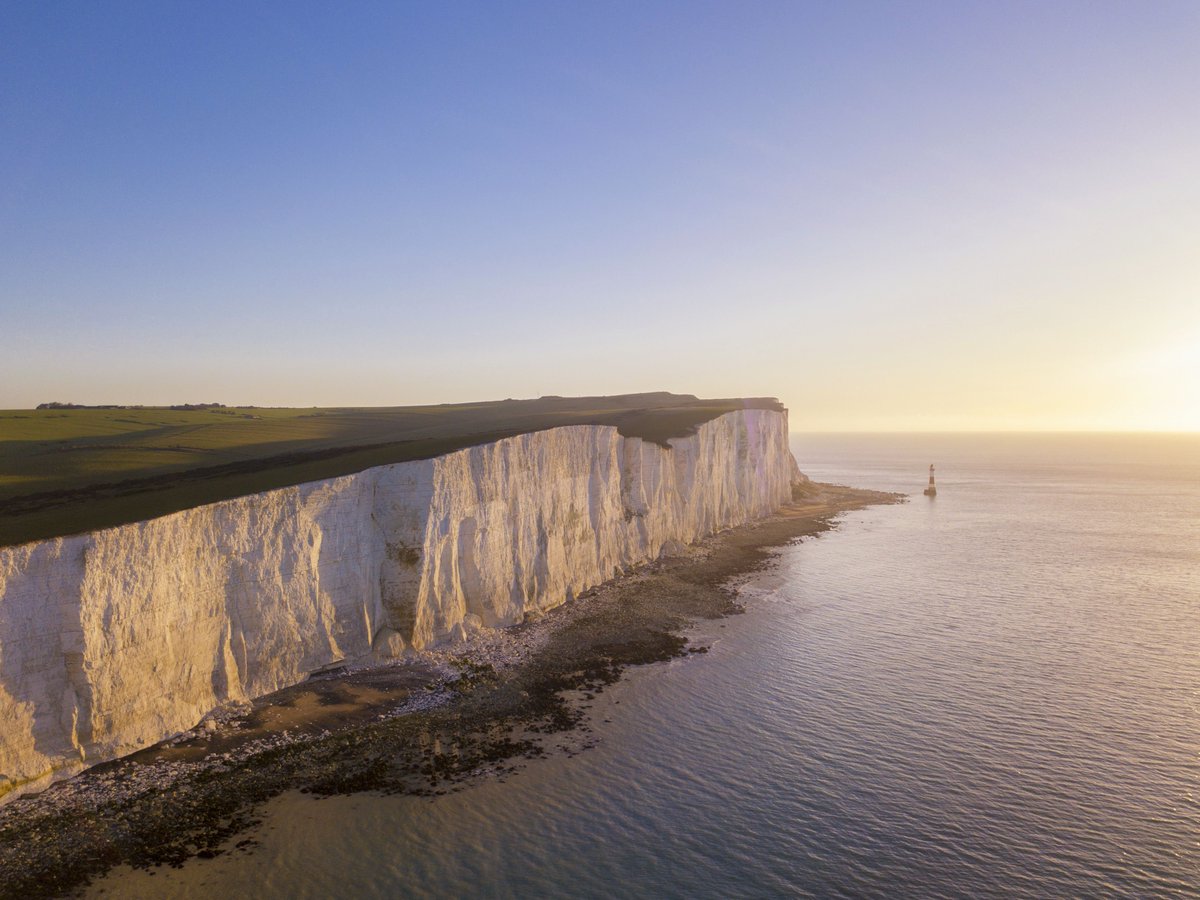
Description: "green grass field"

(0, 393), (782, 547)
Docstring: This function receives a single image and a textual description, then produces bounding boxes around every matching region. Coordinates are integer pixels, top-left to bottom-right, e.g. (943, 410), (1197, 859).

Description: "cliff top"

(0, 393), (784, 547)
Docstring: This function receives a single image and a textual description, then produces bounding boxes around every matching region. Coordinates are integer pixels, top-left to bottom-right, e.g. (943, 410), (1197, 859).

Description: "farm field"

(0, 393), (781, 547)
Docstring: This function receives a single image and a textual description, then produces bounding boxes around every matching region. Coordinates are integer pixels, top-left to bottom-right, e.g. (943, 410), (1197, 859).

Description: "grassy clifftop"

(0, 393), (784, 547)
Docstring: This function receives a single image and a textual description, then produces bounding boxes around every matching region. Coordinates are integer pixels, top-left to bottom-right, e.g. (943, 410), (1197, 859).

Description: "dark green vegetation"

(0, 392), (783, 547)
(0, 484), (894, 900)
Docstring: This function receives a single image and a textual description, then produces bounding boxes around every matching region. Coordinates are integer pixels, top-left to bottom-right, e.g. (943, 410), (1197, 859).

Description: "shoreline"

(0, 482), (900, 899)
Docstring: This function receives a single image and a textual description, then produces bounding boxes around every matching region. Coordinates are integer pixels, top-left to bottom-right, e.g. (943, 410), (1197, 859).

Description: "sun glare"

(1126, 332), (1200, 430)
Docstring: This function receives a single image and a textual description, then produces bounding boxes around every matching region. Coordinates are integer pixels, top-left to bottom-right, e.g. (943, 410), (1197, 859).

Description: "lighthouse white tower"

(924, 464), (937, 497)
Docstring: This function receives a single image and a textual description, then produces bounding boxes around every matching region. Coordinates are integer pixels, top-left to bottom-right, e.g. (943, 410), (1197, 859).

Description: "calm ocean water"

(93, 434), (1200, 899)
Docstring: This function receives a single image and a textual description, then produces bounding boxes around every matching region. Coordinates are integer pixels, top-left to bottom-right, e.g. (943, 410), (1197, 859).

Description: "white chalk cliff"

(0, 408), (801, 800)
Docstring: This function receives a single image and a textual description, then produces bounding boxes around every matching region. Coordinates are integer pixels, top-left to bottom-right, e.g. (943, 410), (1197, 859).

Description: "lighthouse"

(923, 464), (937, 497)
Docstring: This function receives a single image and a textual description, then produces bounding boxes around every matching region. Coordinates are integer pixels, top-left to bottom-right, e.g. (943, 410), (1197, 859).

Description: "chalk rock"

(0, 408), (801, 801)
(658, 539), (689, 558)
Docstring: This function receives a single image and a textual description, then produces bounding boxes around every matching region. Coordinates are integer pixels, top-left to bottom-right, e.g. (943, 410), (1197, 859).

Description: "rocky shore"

(0, 483), (899, 899)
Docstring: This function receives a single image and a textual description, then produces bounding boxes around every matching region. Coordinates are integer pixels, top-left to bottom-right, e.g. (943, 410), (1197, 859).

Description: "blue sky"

(3, 1), (1198, 428)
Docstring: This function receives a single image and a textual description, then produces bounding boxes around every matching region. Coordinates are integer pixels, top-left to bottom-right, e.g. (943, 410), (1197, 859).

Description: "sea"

(91, 433), (1200, 899)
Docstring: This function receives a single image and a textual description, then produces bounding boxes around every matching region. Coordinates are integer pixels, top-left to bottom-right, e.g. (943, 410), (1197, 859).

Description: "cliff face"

(0, 408), (800, 800)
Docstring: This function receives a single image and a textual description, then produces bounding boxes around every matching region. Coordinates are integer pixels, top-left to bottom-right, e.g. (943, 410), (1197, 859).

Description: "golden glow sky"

(3, 3), (1198, 430)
